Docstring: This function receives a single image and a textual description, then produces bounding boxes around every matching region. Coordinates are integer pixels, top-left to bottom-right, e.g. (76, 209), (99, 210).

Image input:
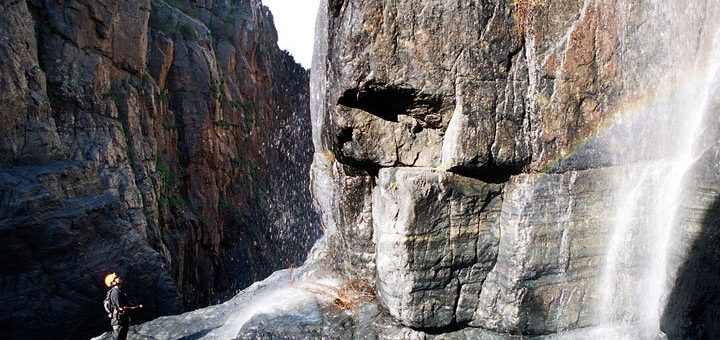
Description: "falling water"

(310, 0), (329, 152)
(597, 0), (720, 337)
(215, 273), (341, 338)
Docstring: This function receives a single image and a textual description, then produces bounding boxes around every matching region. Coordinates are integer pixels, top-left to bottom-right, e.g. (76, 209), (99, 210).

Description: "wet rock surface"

(0, 0), (318, 338)
(661, 144), (720, 339)
(308, 0), (629, 334)
(90, 252), (522, 340)
(472, 168), (622, 334)
(306, 0), (720, 337)
(89, 253), (647, 339)
(310, 152), (376, 283)
(373, 167), (503, 328)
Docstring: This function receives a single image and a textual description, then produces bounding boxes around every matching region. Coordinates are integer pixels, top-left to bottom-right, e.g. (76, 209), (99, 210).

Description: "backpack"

(103, 287), (115, 317)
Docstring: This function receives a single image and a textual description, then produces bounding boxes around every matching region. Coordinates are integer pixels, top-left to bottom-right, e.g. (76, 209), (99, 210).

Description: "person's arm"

(120, 290), (143, 310)
(119, 290), (129, 309)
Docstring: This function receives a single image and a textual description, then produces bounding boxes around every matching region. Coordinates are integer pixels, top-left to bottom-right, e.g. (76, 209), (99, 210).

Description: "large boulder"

(473, 168), (622, 333)
(373, 167), (502, 328)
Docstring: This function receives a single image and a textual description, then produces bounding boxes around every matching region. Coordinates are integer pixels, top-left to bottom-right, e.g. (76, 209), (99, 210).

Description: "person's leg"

(112, 325), (121, 340)
(117, 323), (129, 340)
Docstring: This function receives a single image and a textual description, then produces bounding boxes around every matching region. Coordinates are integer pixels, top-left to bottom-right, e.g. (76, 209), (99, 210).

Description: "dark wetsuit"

(108, 286), (130, 340)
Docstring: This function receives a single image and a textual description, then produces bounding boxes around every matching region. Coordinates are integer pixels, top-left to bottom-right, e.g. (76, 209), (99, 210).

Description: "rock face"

(661, 147), (720, 339)
(313, 0), (622, 176)
(78, 0), (720, 338)
(373, 167), (503, 328)
(8, 0), (720, 338)
(0, 0), (318, 338)
(309, 0), (625, 333)
(472, 168), (622, 333)
(309, 0), (720, 337)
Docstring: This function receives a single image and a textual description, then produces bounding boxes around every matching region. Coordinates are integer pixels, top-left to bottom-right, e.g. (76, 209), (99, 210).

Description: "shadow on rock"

(661, 190), (720, 339)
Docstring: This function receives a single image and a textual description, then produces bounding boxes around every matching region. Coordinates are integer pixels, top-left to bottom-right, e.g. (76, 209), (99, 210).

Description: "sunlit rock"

(373, 167), (502, 328)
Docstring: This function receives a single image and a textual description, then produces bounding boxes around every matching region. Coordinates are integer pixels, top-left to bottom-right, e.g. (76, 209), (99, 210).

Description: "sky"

(263, 0), (321, 69)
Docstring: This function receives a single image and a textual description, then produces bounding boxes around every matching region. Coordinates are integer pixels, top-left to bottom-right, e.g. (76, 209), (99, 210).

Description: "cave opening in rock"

(337, 82), (443, 124)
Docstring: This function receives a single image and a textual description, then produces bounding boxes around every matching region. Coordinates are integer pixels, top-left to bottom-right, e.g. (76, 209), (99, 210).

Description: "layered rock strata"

(89, 0), (720, 338)
(0, 0), (318, 338)
(309, 0), (623, 334)
(309, 0), (720, 336)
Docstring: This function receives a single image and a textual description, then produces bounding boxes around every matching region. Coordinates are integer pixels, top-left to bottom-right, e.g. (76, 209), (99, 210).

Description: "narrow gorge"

(3, 0), (720, 339)
(0, 0), (319, 338)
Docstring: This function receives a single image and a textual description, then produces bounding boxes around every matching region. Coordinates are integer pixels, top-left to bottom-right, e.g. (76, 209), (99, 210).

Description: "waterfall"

(597, 0), (720, 336)
(310, 0), (329, 152)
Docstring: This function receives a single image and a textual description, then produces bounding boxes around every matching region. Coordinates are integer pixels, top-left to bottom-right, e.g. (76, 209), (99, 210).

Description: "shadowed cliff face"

(662, 197), (720, 340)
(661, 136), (720, 339)
(0, 0), (318, 338)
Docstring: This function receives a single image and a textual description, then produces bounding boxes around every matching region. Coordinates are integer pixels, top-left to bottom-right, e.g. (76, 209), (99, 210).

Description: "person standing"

(103, 273), (142, 340)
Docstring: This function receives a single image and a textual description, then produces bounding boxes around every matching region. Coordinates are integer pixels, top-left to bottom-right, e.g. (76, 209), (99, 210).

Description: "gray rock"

(314, 0), (627, 176)
(473, 168), (623, 334)
(308, 0), (658, 335)
(310, 152), (376, 282)
(373, 167), (502, 328)
(367, 165), (625, 333)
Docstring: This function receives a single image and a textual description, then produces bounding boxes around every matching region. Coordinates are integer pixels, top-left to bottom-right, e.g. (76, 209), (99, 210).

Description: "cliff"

(0, 0), (318, 338)
(91, 0), (720, 338)
(87, 0), (720, 338)
(10, 0), (720, 339)
(310, 0), (621, 332)
(310, 0), (720, 337)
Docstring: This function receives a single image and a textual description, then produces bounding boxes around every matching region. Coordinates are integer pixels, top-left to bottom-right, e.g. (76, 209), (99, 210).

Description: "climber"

(103, 273), (143, 340)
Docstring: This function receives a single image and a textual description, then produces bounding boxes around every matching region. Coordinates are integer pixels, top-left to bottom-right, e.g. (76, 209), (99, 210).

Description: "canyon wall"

(0, 0), (318, 338)
(6, 0), (720, 339)
(311, 0), (720, 337)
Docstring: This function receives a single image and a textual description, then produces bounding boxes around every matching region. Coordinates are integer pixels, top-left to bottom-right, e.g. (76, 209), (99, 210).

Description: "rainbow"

(539, 58), (718, 174)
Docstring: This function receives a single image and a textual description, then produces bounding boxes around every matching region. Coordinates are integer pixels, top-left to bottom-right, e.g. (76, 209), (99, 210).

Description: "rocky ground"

(91, 241), (653, 340)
